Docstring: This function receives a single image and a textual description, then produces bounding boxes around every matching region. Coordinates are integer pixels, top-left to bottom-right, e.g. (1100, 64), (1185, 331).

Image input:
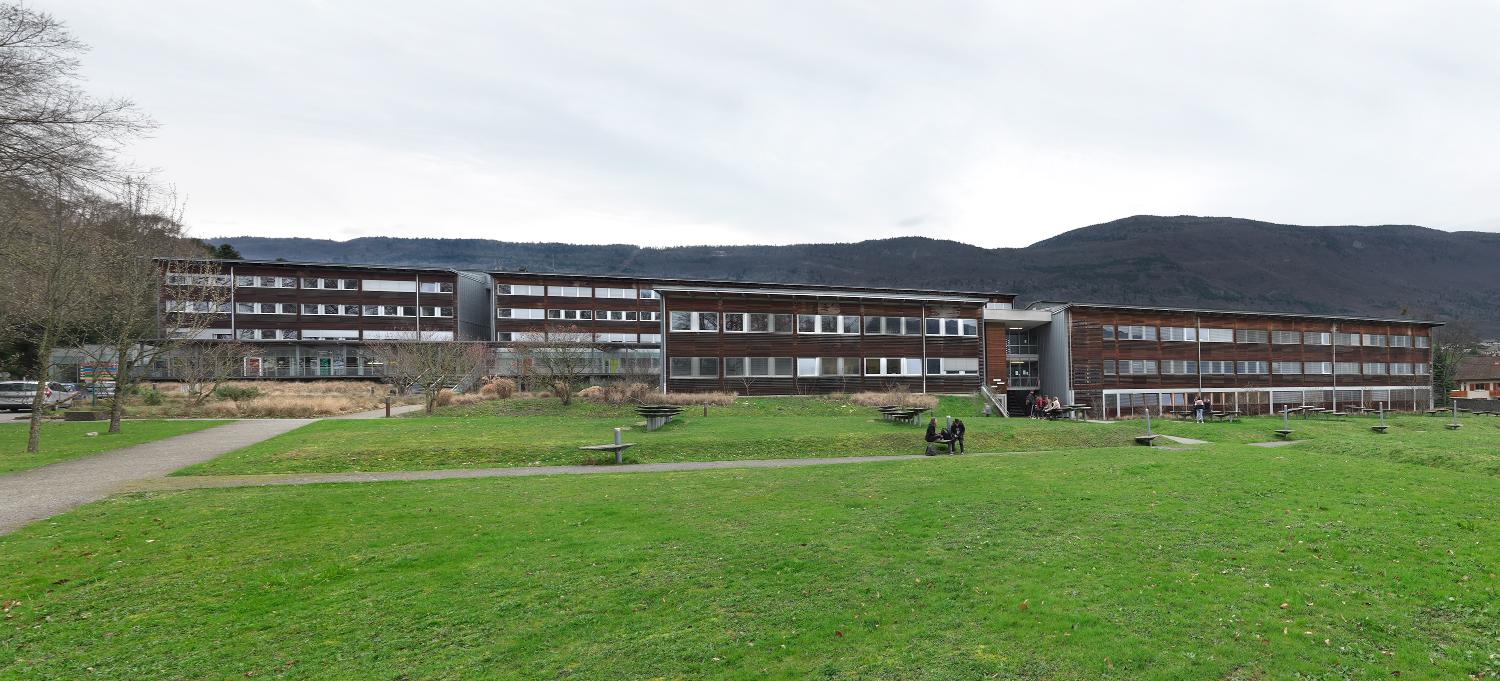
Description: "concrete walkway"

(124, 453), (946, 492)
(333, 403), (425, 419)
(1249, 439), (1302, 448)
(1159, 435), (1209, 445)
(0, 419), (313, 534)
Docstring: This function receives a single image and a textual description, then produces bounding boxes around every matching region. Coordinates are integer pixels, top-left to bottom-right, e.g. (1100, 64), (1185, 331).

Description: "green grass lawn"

(4, 444), (1498, 679)
(0, 419), (232, 475)
(175, 395), (1132, 475)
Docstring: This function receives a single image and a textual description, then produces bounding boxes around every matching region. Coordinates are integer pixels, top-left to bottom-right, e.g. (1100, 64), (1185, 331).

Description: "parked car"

(0, 381), (74, 411)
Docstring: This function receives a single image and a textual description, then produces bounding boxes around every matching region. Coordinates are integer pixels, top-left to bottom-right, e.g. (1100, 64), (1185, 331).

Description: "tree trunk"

(108, 341), (131, 434)
(26, 327), (55, 453)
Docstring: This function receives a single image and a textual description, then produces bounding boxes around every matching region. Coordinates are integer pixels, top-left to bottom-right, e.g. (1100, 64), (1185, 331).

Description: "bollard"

(945, 415), (952, 432)
(1144, 408), (1152, 435)
(384, 396), (391, 418)
(613, 427), (623, 464)
(1283, 407), (1290, 431)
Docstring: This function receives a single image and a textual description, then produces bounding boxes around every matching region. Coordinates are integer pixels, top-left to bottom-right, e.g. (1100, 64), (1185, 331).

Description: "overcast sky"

(48, 0), (1500, 248)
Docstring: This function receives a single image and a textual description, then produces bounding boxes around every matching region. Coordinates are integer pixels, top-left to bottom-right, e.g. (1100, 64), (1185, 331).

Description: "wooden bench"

(579, 442), (635, 464)
(1134, 434), (1159, 446)
(1273, 429), (1294, 439)
(1370, 425), (1389, 433)
(1445, 422), (1463, 430)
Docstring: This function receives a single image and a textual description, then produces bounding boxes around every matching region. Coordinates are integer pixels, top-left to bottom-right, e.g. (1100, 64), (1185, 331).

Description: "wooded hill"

(217, 215), (1500, 334)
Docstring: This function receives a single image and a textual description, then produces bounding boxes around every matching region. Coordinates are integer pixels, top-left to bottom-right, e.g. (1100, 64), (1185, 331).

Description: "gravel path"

(332, 403), (425, 419)
(0, 419), (313, 534)
(123, 453), (947, 492)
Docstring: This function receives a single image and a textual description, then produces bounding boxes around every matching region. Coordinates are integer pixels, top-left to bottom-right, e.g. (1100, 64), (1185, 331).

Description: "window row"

(669, 356), (979, 378)
(1106, 359), (1429, 376)
(210, 275), (455, 293)
(1105, 324), (1428, 348)
(495, 332), (661, 343)
(669, 312), (970, 336)
(495, 284), (658, 299)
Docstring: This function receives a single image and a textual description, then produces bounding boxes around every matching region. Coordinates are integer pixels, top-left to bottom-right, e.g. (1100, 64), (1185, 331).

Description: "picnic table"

(877, 406), (927, 425)
(579, 428), (635, 464)
(1065, 405), (1091, 420)
(1211, 410), (1242, 423)
(635, 405), (685, 431)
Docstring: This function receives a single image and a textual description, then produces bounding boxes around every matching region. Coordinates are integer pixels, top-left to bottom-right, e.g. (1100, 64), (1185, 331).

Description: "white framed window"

(235, 275), (297, 288)
(1334, 362), (1361, 375)
(302, 277), (361, 290)
(1116, 325), (1156, 341)
(420, 306), (453, 318)
(725, 312), (793, 333)
(638, 333), (662, 343)
(1161, 327), (1197, 342)
(236, 328), (296, 341)
(925, 357), (978, 375)
(496, 284), (546, 296)
(1390, 362), (1414, 375)
(1305, 361), (1333, 375)
(863, 316), (922, 336)
(797, 357), (860, 377)
(595, 287), (636, 299)
(1102, 324), (1114, 340)
(165, 273), (232, 287)
(1332, 332), (1360, 346)
(300, 329), (360, 341)
(798, 314), (861, 334)
(418, 281), (454, 294)
(1272, 330), (1301, 345)
(724, 357), (794, 378)
(639, 311), (662, 322)
(236, 302), (297, 315)
(1414, 336), (1430, 348)
(546, 309), (592, 321)
(1415, 363), (1430, 374)
(669, 311), (719, 332)
(1363, 362), (1387, 375)
(1362, 334), (1386, 347)
(1200, 361), (1234, 375)
(1200, 328), (1234, 343)
(1388, 335), (1411, 348)
(1273, 362), (1302, 374)
(638, 289), (660, 300)
(362, 305), (418, 317)
(863, 357), (922, 376)
(497, 308), (545, 319)
(1116, 359), (1157, 375)
(361, 279), (415, 292)
(596, 310), (638, 322)
(1303, 332), (1331, 345)
(1161, 360), (1197, 375)
(669, 356), (718, 378)
(546, 285), (592, 298)
(597, 333), (638, 343)
(1235, 329), (1269, 344)
(924, 318), (978, 337)
(301, 304), (359, 316)
(1236, 361), (1268, 375)
(164, 300), (230, 313)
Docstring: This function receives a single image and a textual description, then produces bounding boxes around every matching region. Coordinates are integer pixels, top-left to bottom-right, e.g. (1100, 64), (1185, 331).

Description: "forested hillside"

(218, 216), (1500, 333)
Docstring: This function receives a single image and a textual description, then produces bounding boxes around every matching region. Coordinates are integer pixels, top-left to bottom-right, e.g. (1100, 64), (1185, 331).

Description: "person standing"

(950, 418), (966, 453)
(1193, 397), (1206, 423)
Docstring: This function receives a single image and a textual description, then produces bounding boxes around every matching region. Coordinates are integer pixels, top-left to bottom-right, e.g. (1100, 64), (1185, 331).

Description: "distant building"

(1455, 357), (1500, 399)
(143, 258), (1443, 414)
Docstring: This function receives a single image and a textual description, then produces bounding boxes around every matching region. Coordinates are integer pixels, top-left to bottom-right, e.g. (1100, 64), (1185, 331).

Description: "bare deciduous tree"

(364, 337), (489, 414)
(82, 182), (229, 431)
(0, 178), (103, 452)
(508, 326), (601, 406)
(0, 4), (152, 185)
(172, 341), (255, 409)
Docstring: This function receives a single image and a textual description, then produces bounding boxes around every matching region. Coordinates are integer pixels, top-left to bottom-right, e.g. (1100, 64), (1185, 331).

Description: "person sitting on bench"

(925, 418), (953, 455)
(950, 418), (966, 453)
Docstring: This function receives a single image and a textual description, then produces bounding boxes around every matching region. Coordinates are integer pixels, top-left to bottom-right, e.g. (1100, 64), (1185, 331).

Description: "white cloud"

(49, 0), (1500, 246)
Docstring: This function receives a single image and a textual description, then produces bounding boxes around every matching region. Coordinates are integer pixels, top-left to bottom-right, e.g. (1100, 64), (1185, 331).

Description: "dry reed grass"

(848, 390), (938, 409)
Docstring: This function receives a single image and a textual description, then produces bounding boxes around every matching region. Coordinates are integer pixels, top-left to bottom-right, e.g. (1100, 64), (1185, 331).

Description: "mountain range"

(215, 215), (1500, 335)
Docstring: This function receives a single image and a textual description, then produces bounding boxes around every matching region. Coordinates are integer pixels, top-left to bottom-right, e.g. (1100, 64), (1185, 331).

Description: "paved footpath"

(0, 419), (313, 535)
(126, 453), (941, 492)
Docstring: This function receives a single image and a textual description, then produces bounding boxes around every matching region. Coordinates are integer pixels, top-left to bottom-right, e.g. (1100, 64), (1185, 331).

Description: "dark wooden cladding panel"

(983, 323), (1007, 383)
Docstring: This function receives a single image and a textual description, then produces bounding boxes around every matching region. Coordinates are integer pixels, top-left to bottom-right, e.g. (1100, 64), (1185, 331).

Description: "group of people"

(1024, 391), (1065, 419)
(924, 418), (966, 454)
